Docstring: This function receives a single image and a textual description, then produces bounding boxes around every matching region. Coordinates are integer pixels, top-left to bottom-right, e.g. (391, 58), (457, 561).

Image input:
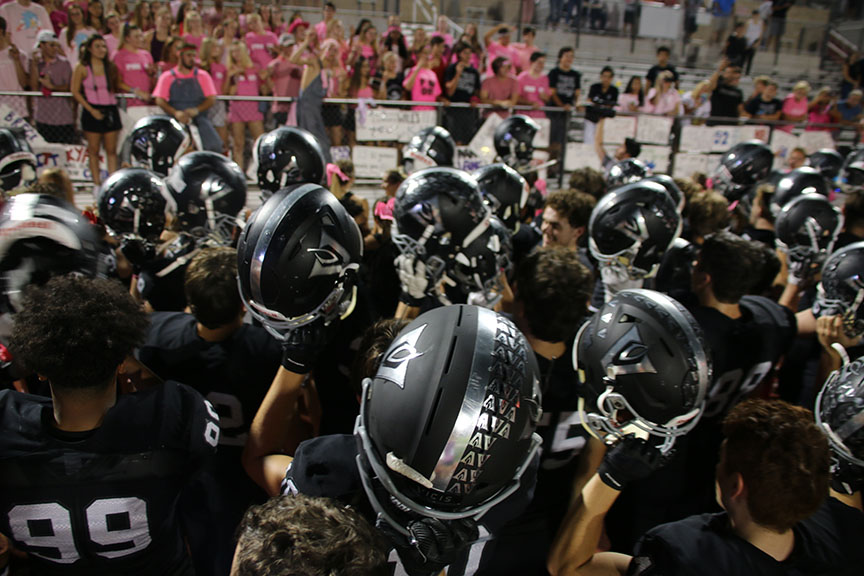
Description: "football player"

(0, 275), (219, 575)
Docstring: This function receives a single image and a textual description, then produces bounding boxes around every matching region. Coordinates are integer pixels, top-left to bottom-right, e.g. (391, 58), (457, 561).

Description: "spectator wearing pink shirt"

(643, 70), (680, 116)
(403, 44), (442, 111)
(480, 56), (519, 118)
(484, 24), (520, 76)
(430, 15), (454, 48)
(510, 27), (537, 73)
(780, 81), (809, 133)
(224, 39), (269, 171)
(806, 86), (834, 132)
(347, 23), (380, 74)
(318, 37), (347, 147)
(0, 0), (53, 59)
(517, 51), (550, 119)
(345, 56), (373, 147)
(182, 10), (205, 50)
(103, 10), (121, 57)
(114, 23), (158, 144)
(244, 13), (278, 69)
(267, 32), (301, 127)
(315, 1), (334, 43)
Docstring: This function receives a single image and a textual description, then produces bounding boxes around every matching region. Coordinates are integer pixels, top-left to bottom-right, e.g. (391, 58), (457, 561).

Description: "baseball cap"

(279, 33), (295, 47)
(287, 18), (310, 35)
(34, 29), (59, 51)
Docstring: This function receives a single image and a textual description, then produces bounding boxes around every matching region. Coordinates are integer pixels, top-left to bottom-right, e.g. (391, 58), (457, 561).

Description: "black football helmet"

(606, 159), (648, 190)
(713, 141), (773, 202)
(0, 128), (37, 193)
(98, 168), (176, 243)
(813, 241), (864, 338)
(770, 167), (830, 217)
(255, 127), (327, 196)
(472, 163), (529, 232)
(643, 174), (685, 213)
(450, 216), (513, 306)
(494, 115), (540, 168)
(237, 183), (362, 338)
(653, 237), (698, 294)
(775, 194), (842, 268)
(573, 289), (711, 452)
(392, 167), (490, 289)
(0, 194), (101, 313)
(125, 115), (190, 176)
(808, 149), (844, 181)
(588, 180), (682, 282)
(842, 148), (864, 188)
(815, 358), (864, 494)
(164, 151), (247, 240)
(355, 304), (542, 530)
(402, 126), (456, 174)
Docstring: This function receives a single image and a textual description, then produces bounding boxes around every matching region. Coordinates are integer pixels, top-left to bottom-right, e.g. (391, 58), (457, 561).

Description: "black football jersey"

(629, 498), (864, 576)
(282, 434), (538, 576)
(0, 383), (218, 575)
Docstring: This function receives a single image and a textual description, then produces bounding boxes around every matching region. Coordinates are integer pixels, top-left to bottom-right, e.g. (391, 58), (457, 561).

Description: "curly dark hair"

(233, 494), (389, 576)
(350, 318), (408, 396)
(10, 275), (148, 391)
(184, 247), (242, 329)
(722, 399), (830, 532)
(513, 247), (592, 343)
(568, 167), (607, 200)
(545, 189), (597, 230)
(697, 231), (764, 303)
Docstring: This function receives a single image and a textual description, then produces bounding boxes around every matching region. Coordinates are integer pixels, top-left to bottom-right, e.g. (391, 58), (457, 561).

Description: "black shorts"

(322, 104), (344, 127)
(343, 108), (357, 132)
(81, 104), (122, 134)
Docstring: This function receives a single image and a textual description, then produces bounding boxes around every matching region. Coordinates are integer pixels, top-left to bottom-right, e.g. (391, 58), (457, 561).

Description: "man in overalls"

(153, 43), (222, 152)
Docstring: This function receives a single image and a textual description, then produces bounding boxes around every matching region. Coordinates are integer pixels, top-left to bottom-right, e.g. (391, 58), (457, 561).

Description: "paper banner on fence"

(65, 145), (108, 182)
(0, 104), (48, 149)
(602, 115), (637, 144)
(640, 145), (671, 173)
(737, 124), (770, 144)
(533, 117), (551, 148)
(709, 125), (741, 152)
(770, 129), (799, 159)
(356, 108), (437, 142)
(455, 147), (486, 172)
(679, 125), (713, 153)
(467, 113), (503, 161)
(564, 142), (602, 171)
(637, 115), (673, 145)
(353, 145), (398, 178)
(797, 131), (836, 154)
(672, 153), (711, 179)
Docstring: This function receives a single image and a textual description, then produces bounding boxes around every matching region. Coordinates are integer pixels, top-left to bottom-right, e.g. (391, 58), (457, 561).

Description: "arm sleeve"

(152, 72), (173, 100)
(161, 381), (220, 459)
(744, 98), (759, 115)
(39, 6), (53, 31)
(628, 533), (677, 576)
(196, 70), (217, 97)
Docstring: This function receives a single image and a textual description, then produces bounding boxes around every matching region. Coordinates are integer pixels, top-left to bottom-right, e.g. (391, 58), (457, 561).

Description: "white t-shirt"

(745, 19), (764, 47)
(0, 1), (52, 58)
(0, 46), (28, 118)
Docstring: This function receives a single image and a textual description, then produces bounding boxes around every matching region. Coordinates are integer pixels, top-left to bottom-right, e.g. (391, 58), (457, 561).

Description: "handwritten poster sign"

(679, 125), (713, 153)
(564, 142), (602, 171)
(636, 115), (673, 145)
(602, 115), (637, 144)
(640, 145), (671, 173)
(357, 108), (438, 142)
(353, 145), (398, 178)
(797, 131), (835, 154)
(673, 153), (711, 179)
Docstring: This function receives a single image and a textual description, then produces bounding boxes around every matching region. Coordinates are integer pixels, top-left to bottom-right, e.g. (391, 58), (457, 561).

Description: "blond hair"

(227, 39), (254, 69)
(793, 81), (811, 94)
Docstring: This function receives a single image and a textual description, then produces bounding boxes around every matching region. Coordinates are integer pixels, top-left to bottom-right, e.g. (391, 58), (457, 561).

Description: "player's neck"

(51, 383), (117, 432)
(847, 223), (864, 239)
(830, 487), (863, 511)
(528, 337), (566, 361)
(698, 290), (742, 319)
(197, 318), (242, 342)
(733, 517), (796, 562)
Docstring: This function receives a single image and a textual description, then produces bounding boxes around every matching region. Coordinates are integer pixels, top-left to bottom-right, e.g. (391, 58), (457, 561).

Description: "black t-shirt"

(444, 63), (480, 103)
(709, 78), (743, 124)
(371, 71), (405, 101)
(0, 384), (217, 576)
(745, 96), (783, 117)
(771, 0), (793, 19)
(586, 82), (619, 123)
(547, 67), (581, 105)
(724, 35), (748, 64)
(629, 498), (864, 576)
(646, 64), (679, 86)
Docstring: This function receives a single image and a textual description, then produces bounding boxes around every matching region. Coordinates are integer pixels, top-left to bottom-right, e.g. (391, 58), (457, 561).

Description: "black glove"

(597, 436), (668, 491)
(280, 320), (333, 374)
(379, 517), (479, 576)
(120, 237), (155, 268)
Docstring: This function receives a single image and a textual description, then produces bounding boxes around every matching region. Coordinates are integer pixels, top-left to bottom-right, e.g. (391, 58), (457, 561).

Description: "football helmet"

(815, 358), (864, 494)
(813, 241), (864, 338)
(573, 289), (711, 452)
(588, 180), (682, 282)
(402, 126), (456, 175)
(472, 163), (529, 232)
(770, 167), (830, 217)
(842, 148), (864, 188)
(494, 115), (539, 168)
(0, 194), (101, 313)
(392, 167), (490, 291)
(808, 149), (844, 181)
(643, 174), (685, 213)
(653, 237), (698, 294)
(255, 127), (327, 196)
(98, 168), (176, 243)
(355, 304), (542, 530)
(124, 115), (190, 176)
(450, 216), (513, 306)
(164, 151), (247, 240)
(606, 159), (648, 190)
(0, 128), (37, 193)
(237, 183), (362, 338)
(712, 141), (773, 202)
(775, 194), (843, 266)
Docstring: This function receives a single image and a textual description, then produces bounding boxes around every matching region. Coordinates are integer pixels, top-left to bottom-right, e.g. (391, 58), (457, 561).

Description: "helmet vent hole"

(424, 387), (444, 436)
(444, 335), (459, 374)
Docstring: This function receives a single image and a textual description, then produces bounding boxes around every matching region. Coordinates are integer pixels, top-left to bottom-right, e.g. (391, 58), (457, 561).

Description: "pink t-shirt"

(486, 41), (519, 76)
(517, 71), (549, 118)
(152, 67), (216, 100)
(315, 20), (328, 42)
(0, 1), (52, 58)
(104, 33), (119, 58)
(807, 105), (832, 132)
(208, 61), (226, 94)
(268, 55), (301, 112)
(780, 94), (808, 132)
(403, 66), (441, 110)
(481, 75), (518, 117)
(643, 87), (680, 116)
(114, 48), (154, 106)
(510, 42), (537, 72)
(356, 85), (373, 99)
(245, 31), (278, 69)
(232, 66), (261, 97)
